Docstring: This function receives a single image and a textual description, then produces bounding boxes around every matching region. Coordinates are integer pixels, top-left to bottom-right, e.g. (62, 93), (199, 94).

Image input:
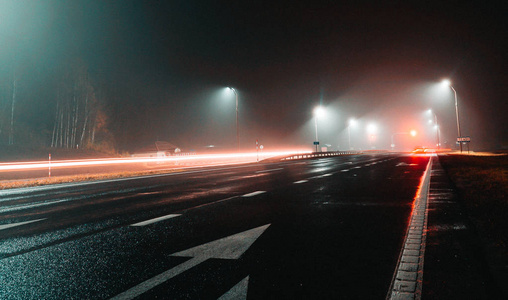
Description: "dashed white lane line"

(322, 173), (333, 177)
(0, 218), (46, 231)
(242, 191), (266, 197)
(130, 214), (181, 227)
(341, 169), (350, 172)
(293, 180), (308, 184)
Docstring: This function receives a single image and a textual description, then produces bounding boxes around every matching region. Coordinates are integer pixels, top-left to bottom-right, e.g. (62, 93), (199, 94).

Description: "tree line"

(0, 58), (114, 152)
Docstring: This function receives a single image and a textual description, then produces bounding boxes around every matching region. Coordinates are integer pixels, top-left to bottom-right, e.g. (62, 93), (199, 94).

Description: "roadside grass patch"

(0, 169), (181, 190)
(439, 154), (508, 281)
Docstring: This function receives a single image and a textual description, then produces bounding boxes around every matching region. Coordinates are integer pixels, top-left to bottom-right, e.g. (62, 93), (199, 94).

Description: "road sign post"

(456, 137), (471, 153)
(313, 141), (319, 152)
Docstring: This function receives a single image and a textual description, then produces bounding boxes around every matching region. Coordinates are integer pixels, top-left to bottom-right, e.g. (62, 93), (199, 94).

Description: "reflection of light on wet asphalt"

(0, 150), (311, 171)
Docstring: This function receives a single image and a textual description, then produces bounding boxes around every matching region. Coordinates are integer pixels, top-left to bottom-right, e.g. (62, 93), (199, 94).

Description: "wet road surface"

(0, 154), (431, 299)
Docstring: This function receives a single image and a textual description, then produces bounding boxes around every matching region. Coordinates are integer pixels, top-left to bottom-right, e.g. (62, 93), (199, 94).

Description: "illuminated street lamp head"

(410, 130), (417, 137)
(441, 79), (451, 86)
(349, 118), (357, 127)
(227, 87), (237, 94)
(366, 123), (377, 134)
(314, 106), (325, 118)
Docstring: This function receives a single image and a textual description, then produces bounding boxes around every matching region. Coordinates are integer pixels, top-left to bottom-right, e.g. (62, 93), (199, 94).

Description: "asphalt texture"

(0, 153), (472, 299)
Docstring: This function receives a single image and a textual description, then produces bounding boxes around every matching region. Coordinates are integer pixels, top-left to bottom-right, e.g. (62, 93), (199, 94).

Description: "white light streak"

(0, 151), (311, 172)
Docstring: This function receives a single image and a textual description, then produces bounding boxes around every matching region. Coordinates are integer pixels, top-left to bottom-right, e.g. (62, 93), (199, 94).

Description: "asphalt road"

(0, 153), (430, 299)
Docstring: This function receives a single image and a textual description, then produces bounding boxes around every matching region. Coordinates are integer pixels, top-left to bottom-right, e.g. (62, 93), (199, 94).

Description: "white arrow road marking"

(242, 191), (266, 197)
(0, 218), (46, 231)
(130, 214), (181, 226)
(218, 276), (249, 300)
(110, 224), (271, 300)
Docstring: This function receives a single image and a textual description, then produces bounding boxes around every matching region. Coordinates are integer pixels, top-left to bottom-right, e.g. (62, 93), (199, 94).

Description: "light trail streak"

(0, 151), (311, 172)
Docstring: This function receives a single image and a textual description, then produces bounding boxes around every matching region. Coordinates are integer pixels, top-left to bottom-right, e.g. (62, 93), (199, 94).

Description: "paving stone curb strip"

(387, 157), (432, 300)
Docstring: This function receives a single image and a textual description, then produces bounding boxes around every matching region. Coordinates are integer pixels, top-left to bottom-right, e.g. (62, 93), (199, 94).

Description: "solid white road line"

(0, 218), (46, 231)
(242, 191), (266, 197)
(130, 214), (181, 227)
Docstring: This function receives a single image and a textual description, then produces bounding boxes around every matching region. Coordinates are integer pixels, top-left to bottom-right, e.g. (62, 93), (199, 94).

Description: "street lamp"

(313, 106), (325, 152)
(228, 87), (239, 152)
(391, 131), (417, 151)
(347, 118), (357, 150)
(367, 123), (377, 149)
(441, 79), (462, 152)
(427, 109), (441, 150)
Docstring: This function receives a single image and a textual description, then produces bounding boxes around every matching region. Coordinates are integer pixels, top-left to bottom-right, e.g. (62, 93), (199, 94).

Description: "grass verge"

(0, 169), (182, 190)
(438, 154), (508, 283)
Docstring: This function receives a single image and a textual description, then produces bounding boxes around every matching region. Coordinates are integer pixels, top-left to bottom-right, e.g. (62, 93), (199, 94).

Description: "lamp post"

(228, 87), (239, 152)
(427, 109), (440, 150)
(391, 130), (417, 151)
(367, 123), (377, 149)
(441, 79), (462, 152)
(347, 118), (356, 150)
(313, 106), (325, 152)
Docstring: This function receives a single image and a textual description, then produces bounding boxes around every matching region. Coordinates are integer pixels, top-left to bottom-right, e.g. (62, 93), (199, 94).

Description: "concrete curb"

(387, 156), (433, 300)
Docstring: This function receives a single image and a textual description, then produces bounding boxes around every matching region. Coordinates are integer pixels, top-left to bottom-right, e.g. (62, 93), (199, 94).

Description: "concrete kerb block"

(408, 229), (422, 235)
(396, 270), (418, 281)
(394, 279), (417, 292)
(399, 263), (418, 272)
(404, 243), (420, 250)
(401, 255), (419, 263)
(390, 291), (415, 300)
(406, 238), (421, 244)
(402, 249), (419, 257)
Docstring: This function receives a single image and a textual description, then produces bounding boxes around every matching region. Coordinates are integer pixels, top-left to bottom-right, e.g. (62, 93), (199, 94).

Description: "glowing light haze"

(0, 1), (505, 153)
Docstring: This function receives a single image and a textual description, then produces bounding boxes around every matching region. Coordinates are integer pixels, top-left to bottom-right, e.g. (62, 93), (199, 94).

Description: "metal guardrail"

(279, 151), (363, 161)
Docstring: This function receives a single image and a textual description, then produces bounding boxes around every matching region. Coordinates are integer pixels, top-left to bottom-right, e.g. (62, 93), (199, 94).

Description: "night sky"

(1, 0), (507, 152)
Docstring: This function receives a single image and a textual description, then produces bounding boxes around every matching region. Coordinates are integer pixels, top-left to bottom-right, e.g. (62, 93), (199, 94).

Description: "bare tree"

(51, 58), (109, 150)
(8, 69), (17, 145)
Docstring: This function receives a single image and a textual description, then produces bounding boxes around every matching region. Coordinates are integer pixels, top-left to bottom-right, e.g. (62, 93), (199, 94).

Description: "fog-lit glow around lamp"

(410, 130), (417, 137)
(426, 108), (441, 150)
(440, 78), (462, 152)
(347, 118), (357, 150)
(227, 87), (239, 151)
(313, 106), (325, 152)
(366, 123), (377, 134)
(441, 79), (451, 87)
(313, 106), (325, 118)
